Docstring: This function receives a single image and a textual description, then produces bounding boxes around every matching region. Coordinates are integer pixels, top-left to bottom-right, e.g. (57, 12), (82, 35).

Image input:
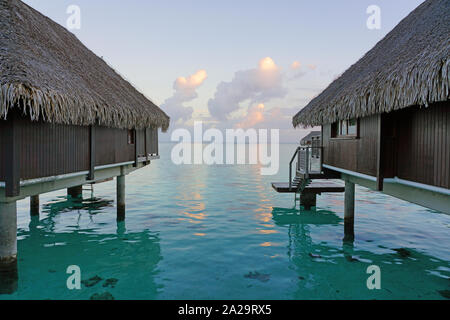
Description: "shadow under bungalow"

(273, 0), (449, 238)
(0, 0), (169, 292)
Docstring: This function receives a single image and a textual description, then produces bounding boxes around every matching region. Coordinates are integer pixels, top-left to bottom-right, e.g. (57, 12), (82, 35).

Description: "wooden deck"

(271, 180), (345, 194)
(295, 170), (341, 180)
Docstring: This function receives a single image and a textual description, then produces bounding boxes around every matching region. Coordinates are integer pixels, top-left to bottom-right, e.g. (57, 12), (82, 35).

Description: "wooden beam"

(0, 200), (18, 294)
(88, 125), (95, 180)
(300, 193), (316, 210)
(133, 129), (138, 167)
(151, 128), (159, 156)
(0, 162), (146, 203)
(30, 195), (39, 216)
(67, 186), (83, 199)
(4, 112), (21, 197)
(271, 181), (345, 194)
(144, 128), (149, 164)
(144, 128), (147, 158)
(320, 125), (324, 171)
(376, 114), (383, 191)
(344, 180), (355, 242)
(117, 175), (125, 221)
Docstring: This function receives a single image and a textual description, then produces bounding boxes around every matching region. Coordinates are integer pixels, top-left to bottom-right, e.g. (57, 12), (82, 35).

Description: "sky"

(23, 0), (424, 143)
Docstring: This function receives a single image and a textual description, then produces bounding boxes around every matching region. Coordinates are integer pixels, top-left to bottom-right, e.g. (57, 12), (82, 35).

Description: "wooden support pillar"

(117, 175), (125, 221)
(133, 129), (138, 167)
(30, 195), (40, 216)
(300, 193), (316, 210)
(344, 180), (355, 242)
(67, 186), (83, 199)
(116, 221), (126, 236)
(88, 125), (95, 181)
(342, 237), (356, 262)
(4, 112), (21, 197)
(376, 114), (384, 191)
(144, 128), (148, 162)
(0, 201), (18, 294)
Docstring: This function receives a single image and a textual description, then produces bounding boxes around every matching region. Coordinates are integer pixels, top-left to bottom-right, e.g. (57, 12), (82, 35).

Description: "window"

(340, 120), (347, 136)
(348, 119), (357, 135)
(332, 119), (358, 138)
(127, 129), (135, 145)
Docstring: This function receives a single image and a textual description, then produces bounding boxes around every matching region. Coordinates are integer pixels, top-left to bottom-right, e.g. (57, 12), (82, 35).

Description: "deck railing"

(289, 147), (300, 190)
(289, 146), (323, 190)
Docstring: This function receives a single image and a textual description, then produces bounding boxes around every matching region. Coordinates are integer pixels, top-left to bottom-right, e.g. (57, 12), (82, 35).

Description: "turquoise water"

(1, 143), (449, 300)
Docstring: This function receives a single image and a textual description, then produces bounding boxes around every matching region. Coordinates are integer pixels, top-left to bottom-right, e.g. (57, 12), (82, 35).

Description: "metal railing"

(289, 147), (300, 190)
(289, 146), (323, 191)
(298, 147), (309, 175)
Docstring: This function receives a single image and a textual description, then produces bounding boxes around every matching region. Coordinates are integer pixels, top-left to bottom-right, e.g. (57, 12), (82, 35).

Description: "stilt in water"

(117, 175), (125, 222)
(0, 201), (18, 294)
(117, 220), (126, 237)
(30, 195), (39, 217)
(344, 180), (355, 242)
(67, 185), (83, 199)
(300, 193), (316, 210)
(342, 238), (357, 262)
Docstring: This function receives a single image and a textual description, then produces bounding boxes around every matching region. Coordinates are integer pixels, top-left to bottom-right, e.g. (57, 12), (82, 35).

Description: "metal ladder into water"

(83, 184), (94, 198)
(289, 147), (312, 205)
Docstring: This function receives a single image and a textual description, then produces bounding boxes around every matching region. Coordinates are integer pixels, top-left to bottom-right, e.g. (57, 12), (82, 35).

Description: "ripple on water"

(3, 144), (449, 300)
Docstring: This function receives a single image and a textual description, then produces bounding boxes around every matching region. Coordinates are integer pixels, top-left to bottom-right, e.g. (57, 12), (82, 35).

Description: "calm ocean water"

(2, 143), (449, 300)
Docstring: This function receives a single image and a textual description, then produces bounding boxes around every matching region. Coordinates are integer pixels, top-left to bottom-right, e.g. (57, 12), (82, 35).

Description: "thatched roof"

(0, 0), (170, 131)
(293, 0), (449, 128)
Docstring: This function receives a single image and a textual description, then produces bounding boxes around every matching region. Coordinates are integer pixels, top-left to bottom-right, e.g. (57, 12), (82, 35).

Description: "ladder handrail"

(289, 147), (300, 190)
(290, 145), (324, 191)
(304, 147), (309, 179)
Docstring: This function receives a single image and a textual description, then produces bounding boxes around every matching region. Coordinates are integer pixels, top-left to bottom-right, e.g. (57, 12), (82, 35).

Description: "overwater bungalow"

(300, 131), (320, 147)
(300, 131), (321, 158)
(0, 0), (169, 276)
(274, 0), (449, 237)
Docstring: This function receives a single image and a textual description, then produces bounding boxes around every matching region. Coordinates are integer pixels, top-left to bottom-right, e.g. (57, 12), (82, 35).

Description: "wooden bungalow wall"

(0, 114), (159, 184)
(322, 114), (379, 177)
(322, 101), (449, 189)
(394, 102), (449, 189)
(95, 126), (135, 167)
(18, 118), (90, 180)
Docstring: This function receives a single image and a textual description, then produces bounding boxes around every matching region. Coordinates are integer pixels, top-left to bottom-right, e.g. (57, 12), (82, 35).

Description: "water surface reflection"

(3, 196), (162, 300)
(272, 206), (450, 299)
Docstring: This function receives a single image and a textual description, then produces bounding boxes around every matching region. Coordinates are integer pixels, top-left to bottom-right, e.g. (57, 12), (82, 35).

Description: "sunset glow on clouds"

(162, 69), (208, 123)
(236, 103), (265, 129)
(174, 69), (208, 93)
(161, 57), (321, 139)
(289, 60), (318, 81)
(291, 61), (301, 69)
(159, 56), (323, 142)
(208, 57), (286, 121)
(259, 57), (277, 71)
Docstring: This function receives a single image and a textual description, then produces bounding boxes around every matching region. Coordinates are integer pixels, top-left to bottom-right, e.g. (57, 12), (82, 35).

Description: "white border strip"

(0, 161), (136, 188)
(323, 164), (450, 196)
(384, 177), (450, 196)
(322, 164), (377, 182)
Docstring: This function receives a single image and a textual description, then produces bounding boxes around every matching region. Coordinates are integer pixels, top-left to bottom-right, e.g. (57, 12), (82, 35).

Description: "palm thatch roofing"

(0, 0), (170, 131)
(293, 0), (449, 128)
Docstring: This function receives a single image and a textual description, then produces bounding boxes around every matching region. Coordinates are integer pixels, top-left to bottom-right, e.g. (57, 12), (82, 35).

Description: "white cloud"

(288, 60), (318, 80)
(162, 69), (207, 123)
(291, 61), (301, 69)
(208, 57), (287, 121)
(160, 58), (325, 143)
(235, 103), (265, 129)
(233, 103), (302, 131)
